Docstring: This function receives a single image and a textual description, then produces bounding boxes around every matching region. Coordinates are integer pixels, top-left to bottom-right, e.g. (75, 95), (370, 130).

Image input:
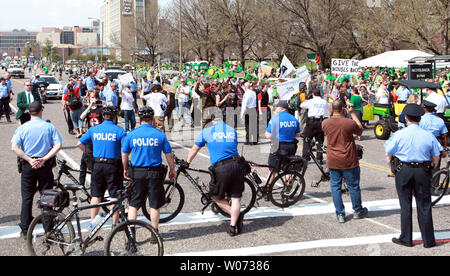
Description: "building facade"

(100, 0), (158, 61)
(0, 30), (37, 57)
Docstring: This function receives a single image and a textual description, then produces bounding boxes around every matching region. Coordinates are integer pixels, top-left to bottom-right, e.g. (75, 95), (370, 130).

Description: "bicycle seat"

(63, 184), (84, 192)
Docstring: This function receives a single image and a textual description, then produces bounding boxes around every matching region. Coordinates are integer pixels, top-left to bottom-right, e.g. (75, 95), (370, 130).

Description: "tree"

(277, 0), (352, 69)
(42, 40), (60, 62)
(211, 0), (259, 67)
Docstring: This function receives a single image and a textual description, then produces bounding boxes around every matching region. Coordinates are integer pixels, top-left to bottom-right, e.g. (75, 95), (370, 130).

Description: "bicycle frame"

(49, 193), (128, 254)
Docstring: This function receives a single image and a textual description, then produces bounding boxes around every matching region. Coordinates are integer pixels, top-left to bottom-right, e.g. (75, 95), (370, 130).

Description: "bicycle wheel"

(268, 171), (306, 208)
(142, 181), (185, 224)
(431, 169), (450, 207)
(27, 211), (75, 256)
(104, 220), (163, 256)
(216, 178), (257, 218)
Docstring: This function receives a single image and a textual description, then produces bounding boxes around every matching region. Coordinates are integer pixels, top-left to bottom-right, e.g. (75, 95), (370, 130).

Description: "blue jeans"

(329, 167), (364, 216)
(124, 110), (136, 132)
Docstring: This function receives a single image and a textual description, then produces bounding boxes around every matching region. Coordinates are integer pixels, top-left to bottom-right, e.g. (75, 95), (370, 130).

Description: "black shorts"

(210, 161), (245, 200)
(129, 169), (165, 210)
(268, 143), (298, 171)
(91, 163), (123, 198)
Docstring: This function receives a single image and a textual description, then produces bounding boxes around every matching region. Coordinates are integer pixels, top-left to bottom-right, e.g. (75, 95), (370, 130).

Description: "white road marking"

(171, 230), (450, 256)
(1, 196), (448, 241)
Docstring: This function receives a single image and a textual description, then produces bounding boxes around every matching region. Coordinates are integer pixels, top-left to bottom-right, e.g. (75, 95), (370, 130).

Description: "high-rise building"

(100, 0), (158, 61)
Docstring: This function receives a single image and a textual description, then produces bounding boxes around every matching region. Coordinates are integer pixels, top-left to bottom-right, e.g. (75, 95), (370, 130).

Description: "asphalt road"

(0, 69), (449, 257)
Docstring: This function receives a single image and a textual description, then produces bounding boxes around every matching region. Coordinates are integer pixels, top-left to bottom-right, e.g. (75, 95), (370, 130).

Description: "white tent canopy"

(359, 50), (433, 68)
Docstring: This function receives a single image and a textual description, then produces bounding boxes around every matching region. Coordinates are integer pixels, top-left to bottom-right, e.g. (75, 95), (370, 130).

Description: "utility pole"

(179, 0), (183, 72)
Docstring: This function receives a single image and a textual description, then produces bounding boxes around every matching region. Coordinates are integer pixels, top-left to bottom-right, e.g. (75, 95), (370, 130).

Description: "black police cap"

(403, 104), (425, 118)
(422, 100), (437, 109)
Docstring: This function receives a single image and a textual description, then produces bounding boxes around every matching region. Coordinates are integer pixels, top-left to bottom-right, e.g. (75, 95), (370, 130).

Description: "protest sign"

(331, 59), (360, 75)
(296, 66), (310, 81)
(118, 73), (134, 84)
(276, 78), (302, 101)
(260, 64), (273, 77)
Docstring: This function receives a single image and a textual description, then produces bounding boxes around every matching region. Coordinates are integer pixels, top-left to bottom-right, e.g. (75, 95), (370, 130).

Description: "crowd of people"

(4, 58), (449, 250)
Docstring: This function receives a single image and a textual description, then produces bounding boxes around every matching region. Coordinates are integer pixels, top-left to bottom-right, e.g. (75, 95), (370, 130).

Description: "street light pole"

(179, 0), (183, 72)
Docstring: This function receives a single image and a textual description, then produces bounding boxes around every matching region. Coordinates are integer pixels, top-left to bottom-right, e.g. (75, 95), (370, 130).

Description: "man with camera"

(322, 100), (368, 224)
(11, 101), (63, 239)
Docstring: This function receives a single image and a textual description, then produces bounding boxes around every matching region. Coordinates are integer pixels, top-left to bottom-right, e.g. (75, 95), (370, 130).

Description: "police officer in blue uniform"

(141, 76), (152, 106)
(266, 100), (302, 184)
(385, 104), (441, 248)
(78, 106), (127, 227)
(420, 100), (448, 150)
(186, 115), (246, 236)
(122, 107), (175, 239)
(11, 102), (63, 238)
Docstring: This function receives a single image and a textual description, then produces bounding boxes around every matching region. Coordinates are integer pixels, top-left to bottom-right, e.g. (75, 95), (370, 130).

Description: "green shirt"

(350, 95), (363, 111)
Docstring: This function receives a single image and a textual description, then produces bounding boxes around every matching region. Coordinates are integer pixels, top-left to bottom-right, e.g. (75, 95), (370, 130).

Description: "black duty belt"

(94, 158), (120, 165)
(213, 156), (240, 170)
(308, 117), (324, 121)
(132, 166), (162, 172)
(401, 161), (432, 169)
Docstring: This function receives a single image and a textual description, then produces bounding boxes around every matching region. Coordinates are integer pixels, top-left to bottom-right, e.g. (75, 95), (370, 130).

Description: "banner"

(276, 78), (303, 101)
(331, 59), (360, 75)
(278, 56), (296, 78)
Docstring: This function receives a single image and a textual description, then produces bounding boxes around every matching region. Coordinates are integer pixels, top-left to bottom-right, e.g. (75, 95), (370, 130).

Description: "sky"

(0, 0), (172, 31)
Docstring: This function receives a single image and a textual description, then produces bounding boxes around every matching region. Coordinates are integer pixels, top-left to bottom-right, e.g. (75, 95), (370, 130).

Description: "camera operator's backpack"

(68, 93), (83, 110)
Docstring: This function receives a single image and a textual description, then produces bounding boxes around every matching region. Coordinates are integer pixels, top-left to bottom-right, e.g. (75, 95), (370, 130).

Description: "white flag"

(296, 66), (310, 81)
(276, 78), (303, 101)
(278, 56), (296, 78)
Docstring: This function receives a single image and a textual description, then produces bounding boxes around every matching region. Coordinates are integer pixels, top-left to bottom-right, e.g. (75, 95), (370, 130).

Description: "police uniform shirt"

(79, 120), (127, 159)
(101, 89), (118, 107)
(11, 117), (63, 158)
(384, 124), (441, 163)
(130, 81), (137, 93)
(195, 121), (239, 166)
(396, 87), (411, 102)
(83, 77), (96, 91)
(122, 124), (172, 168)
(419, 113), (448, 138)
(0, 83), (9, 98)
(300, 96), (330, 118)
(267, 111), (301, 143)
(6, 79), (12, 93)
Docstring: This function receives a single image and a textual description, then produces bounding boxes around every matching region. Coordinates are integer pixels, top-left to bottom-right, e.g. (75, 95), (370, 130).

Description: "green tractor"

(373, 103), (403, 140)
(373, 80), (447, 140)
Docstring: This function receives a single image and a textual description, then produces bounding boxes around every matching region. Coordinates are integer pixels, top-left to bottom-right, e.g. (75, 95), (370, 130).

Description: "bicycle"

(245, 153), (306, 208)
(54, 157), (111, 214)
(141, 154), (257, 224)
(301, 137), (349, 194)
(430, 148), (450, 206)
(27, 181), (163, 256)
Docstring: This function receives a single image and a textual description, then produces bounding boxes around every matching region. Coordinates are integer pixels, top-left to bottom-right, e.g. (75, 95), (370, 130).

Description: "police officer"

(265, 100), (301, 185)
(141, 76), (152, 106)
(420, 100), (448, 150)
(78, 106), (127, 227)
(186, 115), (246, 236)
(300, 88), (330, 164)
(396, 85), (411, 104)
(11, 102), (63, 238)
(122, 107), (176, 240)
(385, 104), (441, 248)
